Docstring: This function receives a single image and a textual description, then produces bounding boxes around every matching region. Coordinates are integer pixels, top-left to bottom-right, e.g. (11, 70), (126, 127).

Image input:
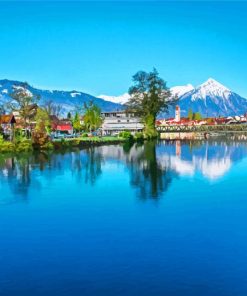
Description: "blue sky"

(0, 1), (247, 97)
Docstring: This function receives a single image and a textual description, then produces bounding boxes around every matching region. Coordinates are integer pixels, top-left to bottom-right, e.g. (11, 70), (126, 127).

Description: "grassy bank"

(0, 136), (128, 154)
(0, 131), (145, 154)
(52, 136), (127, 150)
(0, 137), (33, 153)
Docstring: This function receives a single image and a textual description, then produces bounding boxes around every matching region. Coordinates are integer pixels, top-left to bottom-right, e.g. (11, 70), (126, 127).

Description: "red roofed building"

(53, 122), (73, 134)
(50, 116), (73, 134)
(0, 114), (16, 140)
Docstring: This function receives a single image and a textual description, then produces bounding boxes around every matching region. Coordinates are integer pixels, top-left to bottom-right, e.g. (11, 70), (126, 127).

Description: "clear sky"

(0, 1), (247, 97)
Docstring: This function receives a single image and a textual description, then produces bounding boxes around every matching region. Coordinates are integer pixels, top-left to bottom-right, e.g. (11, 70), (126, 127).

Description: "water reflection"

(125, 141), (177, 200)
(0, 140), (247, 204)
(156, 140), (247, 180)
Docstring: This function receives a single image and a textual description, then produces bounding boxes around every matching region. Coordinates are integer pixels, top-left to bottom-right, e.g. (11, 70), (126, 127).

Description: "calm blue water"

(0, 140), (247, 296)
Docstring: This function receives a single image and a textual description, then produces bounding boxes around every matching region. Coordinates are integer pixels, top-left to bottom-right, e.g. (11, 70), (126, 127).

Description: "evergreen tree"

(193, 112), (202, 120)
(188, 108), (193, 120)
(67, 112), (72, 120)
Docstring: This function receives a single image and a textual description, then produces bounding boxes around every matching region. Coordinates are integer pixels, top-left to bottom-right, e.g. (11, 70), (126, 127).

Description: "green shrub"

(0, 136), (15, 153)
(14, 129), (26, 142)
(119, 131), (134, 141)
(134, 132), (144, 142)
(81, 133), (88, 137)
(41, 141), (54, 151)
(15, 140), (33, 153)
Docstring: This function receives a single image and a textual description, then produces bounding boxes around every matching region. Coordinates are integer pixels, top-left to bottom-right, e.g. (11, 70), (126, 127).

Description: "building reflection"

(0, 140), (247, 204)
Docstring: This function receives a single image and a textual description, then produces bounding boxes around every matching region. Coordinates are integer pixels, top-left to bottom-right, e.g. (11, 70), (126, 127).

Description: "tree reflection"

(0, 155), (32, 202)
(83, 147), (103, 185)
(127, 141), (177, 200)
(1, 139), (247, 204)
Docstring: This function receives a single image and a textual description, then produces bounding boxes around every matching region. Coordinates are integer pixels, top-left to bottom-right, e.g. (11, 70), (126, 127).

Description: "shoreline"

(1, 132), (247, 155)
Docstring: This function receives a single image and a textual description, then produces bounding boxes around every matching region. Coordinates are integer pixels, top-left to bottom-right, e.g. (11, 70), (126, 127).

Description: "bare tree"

(43, 100), (63, 118)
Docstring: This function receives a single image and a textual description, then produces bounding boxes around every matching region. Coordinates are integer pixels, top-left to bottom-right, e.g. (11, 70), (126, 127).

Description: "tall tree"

(67, 112), (72, 120)
(9, 85), (40, 135)
(188, 108), (193, 120)
(32, 108), (51, 148)
(126, 68), (175, 137)
(72, 112), (82, 132)
(83, 101), (102, 132)
(193, 112), (202, 121)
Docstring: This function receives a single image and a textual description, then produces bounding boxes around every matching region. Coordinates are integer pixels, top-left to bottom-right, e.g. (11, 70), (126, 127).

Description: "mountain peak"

(199, 78), (230, 92)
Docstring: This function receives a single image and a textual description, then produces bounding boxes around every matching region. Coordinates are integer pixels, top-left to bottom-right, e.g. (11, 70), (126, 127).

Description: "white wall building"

(101, 111), (144, 135)
(175, 105), (181, 122)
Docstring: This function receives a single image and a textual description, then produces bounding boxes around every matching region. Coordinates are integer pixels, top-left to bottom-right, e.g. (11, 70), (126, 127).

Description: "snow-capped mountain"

(99, 85), (195, 105)
(97, 78), (247, 117)
(0, 79), (122, 115)
(1, 78), (246, 118)
(191, 78), (231, 100)
(170, 84), (194, 97)
(177, 78), (247, 117)
(98, 93), (130, 105)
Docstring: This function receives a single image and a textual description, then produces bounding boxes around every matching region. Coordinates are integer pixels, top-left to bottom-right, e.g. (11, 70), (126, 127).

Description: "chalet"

(101, 111), (144, 135)
(0, 114), (16, 140)
(52, 120), (73, 135)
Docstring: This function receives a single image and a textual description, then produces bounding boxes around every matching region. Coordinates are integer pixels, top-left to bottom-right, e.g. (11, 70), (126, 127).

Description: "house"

(55, 123), (73, 134)
(0, 114), (16, 140)
(52, 119), (73, 135)
(101, 111), (144, 135)
(48, 115), (73, 134)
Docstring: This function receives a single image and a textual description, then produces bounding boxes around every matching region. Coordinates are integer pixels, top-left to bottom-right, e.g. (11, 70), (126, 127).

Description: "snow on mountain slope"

(190, 78), (231, 101)
(98, 93), (130, 105)
(176, 78), (247, 117)
(0, 79), (122, 115)
(1, 78), (246, 118)
(170, 84), (194, 97)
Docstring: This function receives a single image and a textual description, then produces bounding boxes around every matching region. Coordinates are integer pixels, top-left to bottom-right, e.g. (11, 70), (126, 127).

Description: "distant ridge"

(1, 78), (247, 117)
(0, 79), (123, 115)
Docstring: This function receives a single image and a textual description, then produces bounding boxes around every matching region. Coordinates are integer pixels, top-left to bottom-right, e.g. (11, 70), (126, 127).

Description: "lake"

(0, 140), (247, 296)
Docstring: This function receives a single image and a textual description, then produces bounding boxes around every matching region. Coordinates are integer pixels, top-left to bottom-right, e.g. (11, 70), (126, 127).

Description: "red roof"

(55, 124), (73, 131)
(0, 114), (16, 124)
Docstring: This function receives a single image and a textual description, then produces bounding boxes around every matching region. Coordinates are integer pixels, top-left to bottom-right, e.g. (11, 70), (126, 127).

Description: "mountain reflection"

(156, 140), (247, 180)
(0, 140), (247, 204)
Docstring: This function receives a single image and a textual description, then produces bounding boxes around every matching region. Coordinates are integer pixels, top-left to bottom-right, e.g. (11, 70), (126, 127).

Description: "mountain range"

(0, 79), (122, 115)
(101, 78), (247, 118)
(0, 78), (247, 117)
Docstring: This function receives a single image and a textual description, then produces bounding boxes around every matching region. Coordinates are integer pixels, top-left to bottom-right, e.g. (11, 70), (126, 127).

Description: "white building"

(101, 111), (144, 136)
(175, 105), (181, 122)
